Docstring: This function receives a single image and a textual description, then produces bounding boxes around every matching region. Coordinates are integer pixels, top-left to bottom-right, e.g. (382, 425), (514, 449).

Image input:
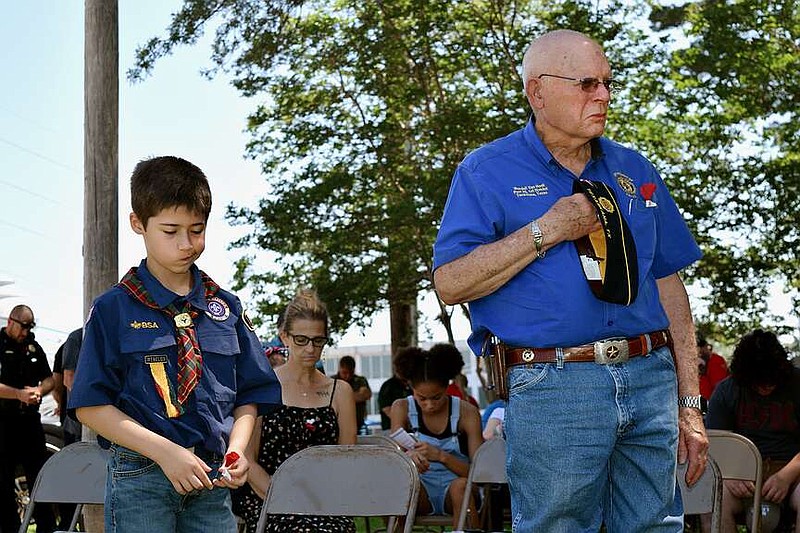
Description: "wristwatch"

(678, 395), (703, 410)
(530, 219), (545, 259)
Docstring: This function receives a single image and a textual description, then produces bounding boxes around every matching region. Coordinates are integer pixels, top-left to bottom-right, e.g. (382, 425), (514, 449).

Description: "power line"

(0, 179), (63, 205)
(0, 136), (80, 174)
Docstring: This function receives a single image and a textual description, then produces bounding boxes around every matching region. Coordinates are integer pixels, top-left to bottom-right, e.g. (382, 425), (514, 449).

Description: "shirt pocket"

(627, 198), (657, 266)
(197, 332), (239, 403)
(119, 332), (178, 415)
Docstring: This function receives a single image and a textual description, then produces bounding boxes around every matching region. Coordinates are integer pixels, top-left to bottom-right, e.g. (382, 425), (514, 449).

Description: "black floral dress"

(232, 379), (355, 533)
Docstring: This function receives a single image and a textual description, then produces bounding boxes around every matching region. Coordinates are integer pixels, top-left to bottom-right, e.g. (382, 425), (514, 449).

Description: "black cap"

(573, 179), (639, 306)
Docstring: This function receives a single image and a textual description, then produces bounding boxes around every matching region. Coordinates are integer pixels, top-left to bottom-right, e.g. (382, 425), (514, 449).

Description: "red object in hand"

(224, 451), (240, 467)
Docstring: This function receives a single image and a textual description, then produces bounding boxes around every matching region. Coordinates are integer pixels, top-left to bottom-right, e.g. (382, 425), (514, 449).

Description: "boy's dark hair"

(394, 343), (464, 388)
(131, 156), (212, 227)
(729, 329), (792, 390)
(339, 355), (356, 370)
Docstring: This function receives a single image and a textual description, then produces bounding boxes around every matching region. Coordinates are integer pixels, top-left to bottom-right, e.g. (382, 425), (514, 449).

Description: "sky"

(0, 1), (471, 355)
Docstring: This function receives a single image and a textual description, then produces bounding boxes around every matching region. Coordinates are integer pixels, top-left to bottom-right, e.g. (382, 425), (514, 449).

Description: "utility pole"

(84, 0), (118, 529)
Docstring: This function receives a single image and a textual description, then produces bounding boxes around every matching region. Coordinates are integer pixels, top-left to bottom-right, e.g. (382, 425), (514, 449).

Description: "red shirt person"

(697, 335), (729, 400)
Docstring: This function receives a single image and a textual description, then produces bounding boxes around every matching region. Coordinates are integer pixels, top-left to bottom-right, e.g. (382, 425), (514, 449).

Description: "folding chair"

(456, 437), (508, 531)
(18, 441), (109, 533)
(254, 445), (419, 533)
(677, 456), (723, 533)
(706, 429), (763, 533)
(357, 434), (402, 450)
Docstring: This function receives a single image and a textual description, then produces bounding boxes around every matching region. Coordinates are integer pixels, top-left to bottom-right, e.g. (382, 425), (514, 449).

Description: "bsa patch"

(615, 172), (636, 197)
(206, 296), (231, 322)
(598, 197), (615, 213)
(130, 320), (160, 330)
(242, 310), (256, 332)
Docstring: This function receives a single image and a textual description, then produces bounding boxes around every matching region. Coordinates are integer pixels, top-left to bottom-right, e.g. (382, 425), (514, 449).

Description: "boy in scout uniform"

(70, 156), (281, 533)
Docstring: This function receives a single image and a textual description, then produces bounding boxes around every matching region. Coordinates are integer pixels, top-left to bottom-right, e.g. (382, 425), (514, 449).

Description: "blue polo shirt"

(69, 260), (282, 454)
(434, 120), (702, 354)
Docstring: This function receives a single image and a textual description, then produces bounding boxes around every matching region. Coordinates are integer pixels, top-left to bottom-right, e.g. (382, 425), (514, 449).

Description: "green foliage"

(131, 0), (800, 343)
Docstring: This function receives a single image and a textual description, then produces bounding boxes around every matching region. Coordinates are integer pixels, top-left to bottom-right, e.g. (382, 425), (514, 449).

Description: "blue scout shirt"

(69, 260), (282, 455)
(434, 120), (702, 354)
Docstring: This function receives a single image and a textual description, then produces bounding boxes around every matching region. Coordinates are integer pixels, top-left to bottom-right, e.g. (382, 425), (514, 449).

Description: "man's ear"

(130, 212), (145, 235)
(526, 79), (543, 109)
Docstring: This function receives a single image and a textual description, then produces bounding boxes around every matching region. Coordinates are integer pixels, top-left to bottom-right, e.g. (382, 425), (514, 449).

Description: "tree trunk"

(390, 300), (417, 356)
(83, 1), (118, 529)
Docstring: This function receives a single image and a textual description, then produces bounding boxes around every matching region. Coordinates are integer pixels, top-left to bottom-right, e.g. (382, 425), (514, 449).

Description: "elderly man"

(0, 305), (56, 533)
(433, 29), (707, 531)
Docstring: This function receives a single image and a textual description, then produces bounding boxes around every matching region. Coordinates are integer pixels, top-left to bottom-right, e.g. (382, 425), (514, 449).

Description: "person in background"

(0, 304), (56, 533)
(704, 329), (800, 533)
(69, 156), (281, 533)
(697, 335), (729, 402)
(390, 344), (483, 529)
(482, 406), (505, 440)
(378, 364), (411, 431)
(265, 346), (287, 369)
(233, 289), (356, 532)
(335, 355), (372, 434)
(432, 29), (707, 531)
(60, 327), (84, 446)
(446, 373), (479, 408)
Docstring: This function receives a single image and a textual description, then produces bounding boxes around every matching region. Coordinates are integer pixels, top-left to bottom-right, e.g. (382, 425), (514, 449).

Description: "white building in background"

(322, 340), (486, 422)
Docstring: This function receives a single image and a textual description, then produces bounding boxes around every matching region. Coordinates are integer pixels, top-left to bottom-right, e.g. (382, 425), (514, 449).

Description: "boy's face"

(130, 206), (206, 281)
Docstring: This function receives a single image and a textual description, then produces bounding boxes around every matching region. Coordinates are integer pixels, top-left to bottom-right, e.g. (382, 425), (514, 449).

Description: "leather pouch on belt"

(572, 179), (639, 306)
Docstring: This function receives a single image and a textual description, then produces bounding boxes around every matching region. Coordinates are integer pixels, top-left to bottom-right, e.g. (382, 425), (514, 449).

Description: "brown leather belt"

(504, 329), (671, 367)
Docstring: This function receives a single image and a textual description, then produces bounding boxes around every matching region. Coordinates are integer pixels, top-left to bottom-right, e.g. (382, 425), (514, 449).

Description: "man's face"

(6, 311), (35, 343)
(529, 40), (612, 144)
(338, 366), (354, 381)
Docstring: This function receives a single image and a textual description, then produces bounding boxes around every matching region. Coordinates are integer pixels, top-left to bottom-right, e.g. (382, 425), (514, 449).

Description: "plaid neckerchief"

(118, 267), (220, 414)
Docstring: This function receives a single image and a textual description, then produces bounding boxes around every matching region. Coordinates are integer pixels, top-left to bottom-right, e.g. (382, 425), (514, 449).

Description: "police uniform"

(0, 328), (56, 533)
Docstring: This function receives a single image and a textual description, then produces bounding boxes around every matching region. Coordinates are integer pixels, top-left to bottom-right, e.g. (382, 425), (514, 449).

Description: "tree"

(131, 0), (649, 352)
(645, 0), (800, 340)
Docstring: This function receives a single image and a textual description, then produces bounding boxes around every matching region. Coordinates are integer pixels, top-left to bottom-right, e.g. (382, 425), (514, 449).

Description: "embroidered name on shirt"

(130, 321), (160, 330)
(513, 184), (549, 197)
(144, 354), (168, 364)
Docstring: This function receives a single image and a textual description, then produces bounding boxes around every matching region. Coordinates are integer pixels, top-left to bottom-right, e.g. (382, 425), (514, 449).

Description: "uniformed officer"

(0, 304), (56, 533)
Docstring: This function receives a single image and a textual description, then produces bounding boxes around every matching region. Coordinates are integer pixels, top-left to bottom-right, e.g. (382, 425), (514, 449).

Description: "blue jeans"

(504, 346), (683, 532)
(106, 444), (237, 533)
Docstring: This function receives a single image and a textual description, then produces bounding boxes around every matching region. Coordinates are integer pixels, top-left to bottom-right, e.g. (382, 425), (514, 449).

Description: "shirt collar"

(137, 259), (206, 310)
(522, 116), (605, 167)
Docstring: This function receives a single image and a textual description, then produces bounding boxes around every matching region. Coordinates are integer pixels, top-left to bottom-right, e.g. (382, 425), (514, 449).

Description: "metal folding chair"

(678, 456), (723, 532)
(255, 444), (419, 533)
(18, 441), (108, 533)
(707, 429), (763, 533)
(456, 437), (508, 531)
(357, 434), (402, 450)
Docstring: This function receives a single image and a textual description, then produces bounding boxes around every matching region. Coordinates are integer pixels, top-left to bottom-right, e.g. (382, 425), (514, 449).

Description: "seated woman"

(705, 329), (800, 533)
(232, 289), (357, 533)
(390, 343), (483, 529)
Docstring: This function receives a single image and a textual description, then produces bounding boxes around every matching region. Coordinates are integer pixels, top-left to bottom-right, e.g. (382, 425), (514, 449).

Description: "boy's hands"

(212, 450), (249, 488)
(157, 446), (214, 495)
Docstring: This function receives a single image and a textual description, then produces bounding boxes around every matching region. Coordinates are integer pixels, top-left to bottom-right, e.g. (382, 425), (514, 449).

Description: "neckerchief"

(118, 267), (220, 416)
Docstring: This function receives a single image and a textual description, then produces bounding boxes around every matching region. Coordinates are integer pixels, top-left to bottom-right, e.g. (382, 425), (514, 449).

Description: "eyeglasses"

(537, 74), (620, 93)
(288, 333), (329, 348)
(10, 317), (36, 330)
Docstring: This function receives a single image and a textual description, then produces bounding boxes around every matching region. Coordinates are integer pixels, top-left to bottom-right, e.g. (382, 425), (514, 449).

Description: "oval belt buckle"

(521, 349), (535, 363)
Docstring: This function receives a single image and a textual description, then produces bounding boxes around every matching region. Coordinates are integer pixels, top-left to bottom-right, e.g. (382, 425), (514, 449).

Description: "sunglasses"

(288, 333), (329, 348)
(537, 73), (620, 93)
(10, 317), (36, 330)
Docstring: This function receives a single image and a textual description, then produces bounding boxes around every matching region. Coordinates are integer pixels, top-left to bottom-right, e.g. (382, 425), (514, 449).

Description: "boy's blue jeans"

(106, 444), (237, 533)
(504, 346), (684, 532)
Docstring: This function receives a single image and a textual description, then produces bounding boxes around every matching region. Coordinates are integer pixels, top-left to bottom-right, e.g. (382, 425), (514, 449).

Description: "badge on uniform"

(242, 310), (256, 332)
(144, 354), (180, 418)
(174, 313), (193, 329)
(205, 296), (231, 322)
(640, 183), (658, 207)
